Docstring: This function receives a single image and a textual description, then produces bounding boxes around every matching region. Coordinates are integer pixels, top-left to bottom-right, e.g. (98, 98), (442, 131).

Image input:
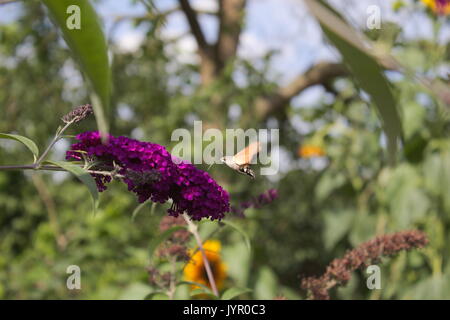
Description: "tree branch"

(178, 0), (209, 51)
(254, 62), (348, 120)
(0, 0), (20, 5)
(112, 6), (217, 23)
(216, 0), (246, 68)
(112, 8), (178, 23)
(178, 0), (219, 85)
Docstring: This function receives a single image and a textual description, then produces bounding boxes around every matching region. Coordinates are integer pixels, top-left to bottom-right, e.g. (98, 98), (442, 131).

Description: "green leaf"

(315, 171), (346, 201)
(119, 283), (152, 300)
(131, 200), (153, 222)
(424, 150), (450, 212)
(90, 92), (109, 137)
(323, 209), (354, 250)
(385, 164), (429, 228)
(144, 291), (169, 300)
(254, 266), (278, 300)
(220, 220), (251, 252)
(42, 0), (111, 134)
(349, 212), (377, 246)
(189, 288), (217, 299)
(148, 226), (186, 260)
(221, 287), (251, 300)
(304, 0), (403, 164)
(178, 281), (217, 299)
(222, 242), (251, 288)
(403, 275), (450, 299)
(131, 202), (145, 222)
(45, 160), (99, 213)
(0, 133), (39, 162)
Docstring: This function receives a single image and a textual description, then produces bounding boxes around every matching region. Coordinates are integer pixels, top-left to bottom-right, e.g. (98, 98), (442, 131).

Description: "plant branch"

(178, 0), (218, 85)
(34, 120), (73, 168)
(182, 213), (219, 297)
(112, 6), (216, 22)
(0, 164), (126, 178)
(112, 7), (178, 22)
(254, 62), (348, 120)
(216, 0), (246, 68)
(178, 0), (209, 51)
(0, 0), (20, 5)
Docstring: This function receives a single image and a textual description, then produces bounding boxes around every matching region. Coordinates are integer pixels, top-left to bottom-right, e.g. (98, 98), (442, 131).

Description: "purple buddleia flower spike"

(66, 131), (229, 220)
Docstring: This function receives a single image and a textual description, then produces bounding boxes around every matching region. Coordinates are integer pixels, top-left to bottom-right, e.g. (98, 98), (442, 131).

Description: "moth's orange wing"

(233, 141), (261, 166)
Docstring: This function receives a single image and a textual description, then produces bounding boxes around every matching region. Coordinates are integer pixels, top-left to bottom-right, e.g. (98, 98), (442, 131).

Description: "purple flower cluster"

(231, 189), (278, 217)
(169, 161), (230, 220)
(66, 131), (229, 220)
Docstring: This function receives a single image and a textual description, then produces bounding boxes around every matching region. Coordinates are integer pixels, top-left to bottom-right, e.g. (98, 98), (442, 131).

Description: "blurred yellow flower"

(421, 0), (450, 15)
(298, 144), (325, 158)
(184, 240), (227, 290)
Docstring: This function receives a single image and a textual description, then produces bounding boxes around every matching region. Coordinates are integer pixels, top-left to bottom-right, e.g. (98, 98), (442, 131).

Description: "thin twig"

(34, 121), (73, 168)
(181, 223), (224, 272)
(0, 164), (125, 178)
(182, 213), (219, 297)
(0, 0), (20, 5)
(178, 0), (209, 50)
(166, 257), (177, 300)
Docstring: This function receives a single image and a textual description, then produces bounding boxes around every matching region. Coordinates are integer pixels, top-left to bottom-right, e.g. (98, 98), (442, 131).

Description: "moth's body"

(220, 141), (260, 179)
(220, 156), (255, 178)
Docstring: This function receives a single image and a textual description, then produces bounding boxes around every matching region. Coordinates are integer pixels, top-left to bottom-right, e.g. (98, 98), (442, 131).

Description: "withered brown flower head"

(147, 217), (191, 289)
(301, 230), (429, 300)
(159, 215), (190, 243)
(156, 216), (190, 261)
(62, 104), (93, 124)
(125, 168), (161, 186)
(147, 266), (172, 288)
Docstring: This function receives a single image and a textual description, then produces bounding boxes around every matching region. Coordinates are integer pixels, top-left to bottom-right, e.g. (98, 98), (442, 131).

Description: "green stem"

(166, 257), (177, 300)
(0, 164), (125, 178)
(34, 121), (73, 168)
(182, 213), (219, 297)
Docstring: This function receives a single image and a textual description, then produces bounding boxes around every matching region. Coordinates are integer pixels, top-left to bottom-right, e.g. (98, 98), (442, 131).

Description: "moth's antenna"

(206, 163), (214, 171)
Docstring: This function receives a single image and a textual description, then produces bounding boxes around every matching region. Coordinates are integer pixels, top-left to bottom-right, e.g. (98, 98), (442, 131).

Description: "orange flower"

(298, 144), (325, 158)
(184, 240), (227, 291)
(421, 0), (450, 15)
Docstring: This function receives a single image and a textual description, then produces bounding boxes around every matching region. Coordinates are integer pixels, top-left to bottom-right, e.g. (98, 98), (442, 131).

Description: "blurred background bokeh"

(0, 0), (449, 299)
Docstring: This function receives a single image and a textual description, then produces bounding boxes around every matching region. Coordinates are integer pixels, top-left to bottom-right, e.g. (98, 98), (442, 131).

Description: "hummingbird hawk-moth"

(220, 141), (261, 178)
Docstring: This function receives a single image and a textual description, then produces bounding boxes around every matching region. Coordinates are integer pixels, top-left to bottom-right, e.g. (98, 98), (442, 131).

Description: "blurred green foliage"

(0, 1), (449, 299)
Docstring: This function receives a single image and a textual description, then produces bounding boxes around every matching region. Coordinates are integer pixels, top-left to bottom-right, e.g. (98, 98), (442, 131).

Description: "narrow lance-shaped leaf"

(220, 220), (251, 252)
(304, 0), (403, 164)
(131, 199), (153, 222)
(221, 287), (252, 300)
(46, 160), (99, 213)
(41, 0), (111, 135)
(0, 133), (39, 162)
